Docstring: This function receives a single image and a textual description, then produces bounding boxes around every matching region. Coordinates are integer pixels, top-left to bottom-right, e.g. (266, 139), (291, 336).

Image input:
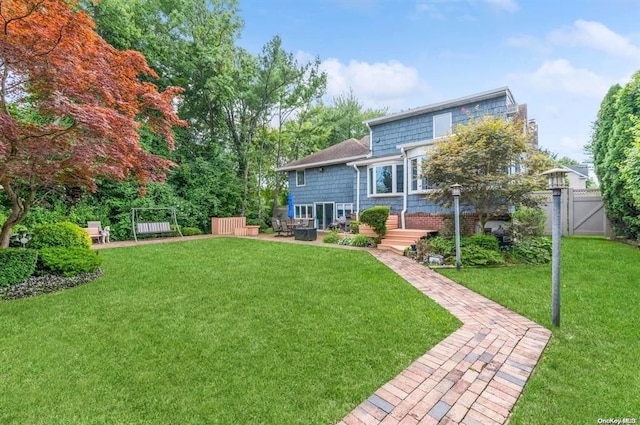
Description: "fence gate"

(536, 189), (612, 237)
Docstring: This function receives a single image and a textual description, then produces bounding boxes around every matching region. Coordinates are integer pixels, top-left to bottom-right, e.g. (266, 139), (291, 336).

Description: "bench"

(136, 222), (173, 235)
(83, 227), (101, 243)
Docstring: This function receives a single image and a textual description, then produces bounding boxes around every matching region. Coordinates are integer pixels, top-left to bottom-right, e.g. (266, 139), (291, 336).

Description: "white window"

(367, 163), (404, 196)
(296, 170), (305, 186)
(433, 112), (452, 139)
(336, 203), (353, 219)
(410, 157), (435, 193)
(294, 204), (313, 219)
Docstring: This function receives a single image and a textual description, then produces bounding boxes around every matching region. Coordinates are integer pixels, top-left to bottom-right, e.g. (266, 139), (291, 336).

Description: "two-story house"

(276, 87), (527, 231)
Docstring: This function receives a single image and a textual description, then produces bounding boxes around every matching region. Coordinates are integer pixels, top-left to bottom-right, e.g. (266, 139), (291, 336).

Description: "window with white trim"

(410, 156), (435, 193)
(433, 112), (452, 139)
(336, 203), (353, 219)
(296, 170), (305, 186)
(367, 163), (404, 196)
(294, 204), (313, 219)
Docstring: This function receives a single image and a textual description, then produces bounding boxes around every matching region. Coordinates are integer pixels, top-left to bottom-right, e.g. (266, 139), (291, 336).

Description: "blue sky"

(237, 0), (640, 162)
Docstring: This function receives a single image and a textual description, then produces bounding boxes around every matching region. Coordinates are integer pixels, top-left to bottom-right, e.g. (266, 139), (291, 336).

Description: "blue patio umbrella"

(287, 194), (294, 219)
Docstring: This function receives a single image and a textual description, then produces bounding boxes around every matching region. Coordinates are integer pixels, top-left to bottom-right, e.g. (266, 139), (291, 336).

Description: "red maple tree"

(0, 0), (187, 247)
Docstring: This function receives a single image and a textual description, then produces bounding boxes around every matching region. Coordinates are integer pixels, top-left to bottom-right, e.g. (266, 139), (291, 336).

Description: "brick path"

(338, 251), (551, 425)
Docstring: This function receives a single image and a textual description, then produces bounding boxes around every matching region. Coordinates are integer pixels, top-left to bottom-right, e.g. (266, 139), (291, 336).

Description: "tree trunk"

(0, 183), (33, 248)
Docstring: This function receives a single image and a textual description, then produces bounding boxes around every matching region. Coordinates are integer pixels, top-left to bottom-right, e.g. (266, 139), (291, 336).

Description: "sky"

(236, 0), (640, 163)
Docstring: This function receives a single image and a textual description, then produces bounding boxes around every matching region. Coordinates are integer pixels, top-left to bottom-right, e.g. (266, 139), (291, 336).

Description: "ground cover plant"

(0, 238), (460, 424)
(439, 237), (640, 424)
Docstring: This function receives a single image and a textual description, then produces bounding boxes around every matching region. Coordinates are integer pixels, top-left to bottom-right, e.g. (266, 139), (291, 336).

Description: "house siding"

(369, 97), (508, 157)
(287, 164), (355, 205)
(280, 88), (518, 229)
(357, 94), (510, 215)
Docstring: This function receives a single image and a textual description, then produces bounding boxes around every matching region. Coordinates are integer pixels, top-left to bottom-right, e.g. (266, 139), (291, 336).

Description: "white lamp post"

(542, 168), (568, 327)
(451, 184), (462, 271)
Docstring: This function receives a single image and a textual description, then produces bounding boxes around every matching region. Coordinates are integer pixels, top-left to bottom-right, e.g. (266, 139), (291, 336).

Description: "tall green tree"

(590, 74), (640, 238)
(422, 115), (544, 230)
(222, 36), (325, 216)
(307, 90), (387, 149)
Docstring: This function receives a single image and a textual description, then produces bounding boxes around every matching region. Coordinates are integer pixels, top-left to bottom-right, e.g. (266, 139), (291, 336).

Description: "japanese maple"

(0, 0), (186, 246)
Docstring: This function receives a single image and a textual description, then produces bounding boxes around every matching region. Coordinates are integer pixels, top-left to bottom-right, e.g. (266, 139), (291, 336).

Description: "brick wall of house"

(405, 212), (478, 235)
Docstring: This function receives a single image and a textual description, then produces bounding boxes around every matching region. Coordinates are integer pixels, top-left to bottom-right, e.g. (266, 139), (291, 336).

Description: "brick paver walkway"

(339, 251), (551, 425)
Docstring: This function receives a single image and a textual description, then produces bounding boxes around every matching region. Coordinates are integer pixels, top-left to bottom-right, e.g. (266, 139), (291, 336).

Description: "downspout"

(352, 164), (360, 218)
(400, 147), (408, 229)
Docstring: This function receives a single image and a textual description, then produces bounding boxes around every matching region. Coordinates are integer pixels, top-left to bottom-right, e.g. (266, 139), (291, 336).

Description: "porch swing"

(131, 207), (183, 242)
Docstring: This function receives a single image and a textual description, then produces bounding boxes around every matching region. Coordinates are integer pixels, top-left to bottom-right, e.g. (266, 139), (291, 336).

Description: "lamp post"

(542, 168), (568, 327)
(451, 183), (462, 271)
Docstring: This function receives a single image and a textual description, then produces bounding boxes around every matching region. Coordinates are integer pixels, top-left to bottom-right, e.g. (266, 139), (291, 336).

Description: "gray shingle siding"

(287, 164), (355, 205)
(282, 89), (516, 222)
(370, 97), (508, 157)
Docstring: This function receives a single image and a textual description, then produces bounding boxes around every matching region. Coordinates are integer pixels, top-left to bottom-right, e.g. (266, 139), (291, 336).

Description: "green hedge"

(0, 248), (39, 287)
(38, 247), (103, 277)
(30, 222), (91, 249)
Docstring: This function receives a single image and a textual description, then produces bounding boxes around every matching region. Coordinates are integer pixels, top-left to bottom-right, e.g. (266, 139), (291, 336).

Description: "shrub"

(339, 234), (372, 247)
(348, 220), (360, 234)
(508, 237), (552, 264)
(181, 226), (203, 236)
(509, 207), (546, 240)
(464, 233), (500, 252)
(38, 247), (103, 277)
(460, 245), (505, 266)
(30, 222), (91, 249)
(322, 231), (340, 244)
(0, 248), (39, 287)
(426, 236), (455, 257)
(359, 206), (390, 238)
(350, 234), (373, 247)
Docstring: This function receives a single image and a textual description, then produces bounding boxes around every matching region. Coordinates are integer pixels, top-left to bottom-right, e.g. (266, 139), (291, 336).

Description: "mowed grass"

(0, 237), (460, 424)
(439, 237), (640, 425)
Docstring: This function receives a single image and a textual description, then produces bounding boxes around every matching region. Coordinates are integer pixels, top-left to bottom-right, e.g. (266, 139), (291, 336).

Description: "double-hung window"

(410, 156), (435, 193)
(433, 112), (452, 139)
(296, 170), (305, 186)
(368, 163), (404, 196)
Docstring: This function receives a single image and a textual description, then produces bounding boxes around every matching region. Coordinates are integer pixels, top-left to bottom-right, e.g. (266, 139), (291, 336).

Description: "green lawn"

(0, 238), (460, 424)
(440, 237), (640, 425)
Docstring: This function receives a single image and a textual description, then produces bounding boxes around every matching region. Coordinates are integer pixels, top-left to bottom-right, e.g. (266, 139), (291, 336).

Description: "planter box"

(293, 227), (317, 241)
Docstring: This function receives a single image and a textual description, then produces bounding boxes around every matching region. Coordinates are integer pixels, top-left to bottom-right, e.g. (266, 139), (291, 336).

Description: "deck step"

(377, 228), (436, 255)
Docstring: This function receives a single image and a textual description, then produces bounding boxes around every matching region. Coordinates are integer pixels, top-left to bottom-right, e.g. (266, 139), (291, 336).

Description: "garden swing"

(131, 207), (183, 242)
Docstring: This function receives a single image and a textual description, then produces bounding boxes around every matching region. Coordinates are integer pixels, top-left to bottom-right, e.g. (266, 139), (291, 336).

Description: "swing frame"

(131, 207), (183, 242)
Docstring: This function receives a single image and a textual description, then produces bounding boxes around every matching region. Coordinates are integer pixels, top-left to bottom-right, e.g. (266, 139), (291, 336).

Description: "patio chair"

(281, 220), (293, 237)
(272, 218), (283, 236)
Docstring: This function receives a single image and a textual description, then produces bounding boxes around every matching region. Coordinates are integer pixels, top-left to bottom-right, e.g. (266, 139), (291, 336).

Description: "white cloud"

(484, 0), (518, 12)
(509, 59), (611, 98)
(320, 58), (429, 109)
(549, 20), (640, 62)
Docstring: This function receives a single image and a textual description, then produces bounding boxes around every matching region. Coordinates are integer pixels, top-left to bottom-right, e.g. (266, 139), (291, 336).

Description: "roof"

(365, 87), (515, 126)
(562, 165), (589, 178)
(276, 135), (370, 171)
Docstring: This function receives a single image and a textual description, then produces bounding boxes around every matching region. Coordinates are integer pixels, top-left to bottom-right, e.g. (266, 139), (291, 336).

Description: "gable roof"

(562, 165), (589, 178)
(365, 87), (515, 127)
(276, 135), (370, 171)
